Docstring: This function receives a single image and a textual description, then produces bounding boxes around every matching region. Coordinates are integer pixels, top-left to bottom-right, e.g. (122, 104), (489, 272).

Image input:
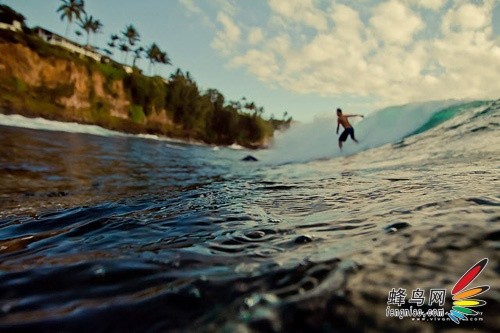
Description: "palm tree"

(79, 14), (93, 46)
(79, 15), (102, 47)
(146, 43), (171, 75)
(132, 46), (144, 67)
(108, 34), (119, 48)
(119, 43), (130, 64)
(57, 0), (85, 37)
(257, 106), (264, 117)
(159, 51), (171, 66)
(122, 24), (140, 47)
(91, 18), (103, 46)
(146, 43), (161, 74)
(74, 30), (82, 42)
(244, 102), (256, 112)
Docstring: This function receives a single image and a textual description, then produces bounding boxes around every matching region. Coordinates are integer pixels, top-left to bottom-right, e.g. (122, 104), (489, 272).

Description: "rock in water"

(242, 155), (258, 162)
(383, 221), (411, 234)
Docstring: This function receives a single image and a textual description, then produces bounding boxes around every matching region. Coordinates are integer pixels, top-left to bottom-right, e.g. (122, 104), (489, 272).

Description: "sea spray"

(260, 100), (463, 164)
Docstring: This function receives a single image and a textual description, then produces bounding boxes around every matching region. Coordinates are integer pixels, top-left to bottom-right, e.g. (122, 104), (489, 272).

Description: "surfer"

(336, 108), (364, 149)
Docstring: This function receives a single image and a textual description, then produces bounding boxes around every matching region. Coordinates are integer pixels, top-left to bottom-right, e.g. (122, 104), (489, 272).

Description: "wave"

(2, 99), (495, 165)
(0, 114), (185, 148)
(410, 100), (490, 136)
(0, 114), (125, 137)
(261, 100), (492, 164)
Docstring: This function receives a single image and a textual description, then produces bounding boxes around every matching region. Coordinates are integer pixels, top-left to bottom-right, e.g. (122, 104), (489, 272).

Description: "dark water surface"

(0, 101), (499, 332)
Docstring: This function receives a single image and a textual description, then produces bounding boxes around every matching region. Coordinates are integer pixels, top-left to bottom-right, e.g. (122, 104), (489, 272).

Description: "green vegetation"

(13, 77), (27, 93)
(122, 68), (278, 146)
(92, 62), (126, 81)
(129, 104), (146, 123)
(0, 4), (293, 147)
(124, 71), (166, 115)
(34, 83), (76, 105)
(162, 70), (275, 145)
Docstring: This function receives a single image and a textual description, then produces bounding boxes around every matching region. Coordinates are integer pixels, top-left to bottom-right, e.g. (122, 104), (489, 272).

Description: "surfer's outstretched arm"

(345, 114), (364, 118)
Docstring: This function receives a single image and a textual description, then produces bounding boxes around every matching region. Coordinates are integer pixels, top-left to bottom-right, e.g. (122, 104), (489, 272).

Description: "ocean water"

(0, 100), (499, 332)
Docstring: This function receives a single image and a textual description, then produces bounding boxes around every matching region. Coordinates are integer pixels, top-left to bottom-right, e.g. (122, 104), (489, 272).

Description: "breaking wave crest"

(262, 100), (493, 164)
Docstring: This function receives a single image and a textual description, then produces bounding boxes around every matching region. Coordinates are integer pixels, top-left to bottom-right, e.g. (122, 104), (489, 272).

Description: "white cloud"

(218, 13), (241, 41)
(182, 0), (500, 106)
(179, 0), (202, 15)
(230, 49), (279, 82)
(370, 1), (425, 45)
(215, 0), (238, 17)
(211, 12), (241, 56)
(268, 0), (328, 31)
(407, 0), (446, 11)
(178, 0), (214, 28)
(330, 4), (364, 37)
(248, 27), (264, 45)
(442, 2), (491, 34)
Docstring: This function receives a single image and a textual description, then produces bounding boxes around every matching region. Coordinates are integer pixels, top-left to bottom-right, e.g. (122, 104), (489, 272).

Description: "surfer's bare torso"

(337, 115), (353, 129)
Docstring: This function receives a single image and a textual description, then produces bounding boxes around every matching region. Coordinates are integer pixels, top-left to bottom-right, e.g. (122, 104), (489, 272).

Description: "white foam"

(260, 100), (463, 164)
(0, 114), (188, 148)
(0, 114), (125, 137)
(228, 143), (245, 150)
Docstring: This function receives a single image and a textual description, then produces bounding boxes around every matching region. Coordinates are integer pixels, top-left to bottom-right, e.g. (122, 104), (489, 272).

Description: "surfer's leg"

(339, 129), (348, 150)
(350, 128), (359, 143)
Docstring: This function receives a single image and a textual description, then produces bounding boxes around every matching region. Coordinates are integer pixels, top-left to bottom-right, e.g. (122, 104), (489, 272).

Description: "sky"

(3, 0), (500, 121)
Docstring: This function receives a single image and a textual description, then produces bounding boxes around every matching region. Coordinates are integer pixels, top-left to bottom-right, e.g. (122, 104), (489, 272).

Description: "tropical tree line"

(57, 0), (170, 74)
(106, 25), (170, 75)
(124, 69), (292, 145)
(57, 0), (101, 46)
(54, 0), (290, 144)
(53, 1), (292, 144)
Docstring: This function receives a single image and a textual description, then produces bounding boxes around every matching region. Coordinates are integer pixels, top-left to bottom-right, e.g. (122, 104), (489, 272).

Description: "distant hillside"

(0, 29), (289, 148)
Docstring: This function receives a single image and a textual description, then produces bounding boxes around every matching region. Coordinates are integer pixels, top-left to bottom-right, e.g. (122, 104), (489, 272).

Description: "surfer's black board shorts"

(339, 128), (355, 142)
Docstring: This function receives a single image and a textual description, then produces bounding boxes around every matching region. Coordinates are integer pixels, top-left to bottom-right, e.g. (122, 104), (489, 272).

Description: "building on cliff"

(34, 27), (103, 63)
(0, 19), (21, 32)
(0, 4), (24, 32)
(1, 4), (133, 73)
(33, 27), (133, 73)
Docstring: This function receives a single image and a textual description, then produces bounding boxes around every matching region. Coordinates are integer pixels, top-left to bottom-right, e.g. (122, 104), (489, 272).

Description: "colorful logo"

(448, 258), (489, 324)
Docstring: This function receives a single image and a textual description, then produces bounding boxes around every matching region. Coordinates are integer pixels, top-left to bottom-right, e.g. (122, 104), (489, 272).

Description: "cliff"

(0, 31), (145, 133)
(0, 29), (277, 147)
